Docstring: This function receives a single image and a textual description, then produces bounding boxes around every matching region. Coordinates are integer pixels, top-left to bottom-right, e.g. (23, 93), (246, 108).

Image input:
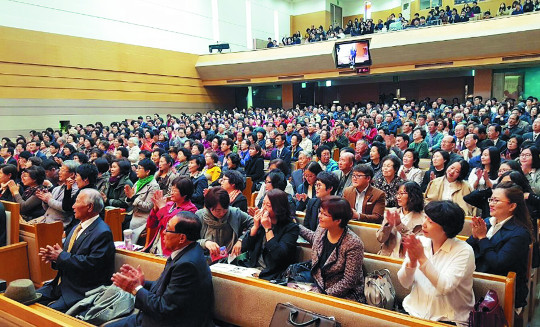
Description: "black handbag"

(283, 261), (313, 283)
(269, 303), (340, 327)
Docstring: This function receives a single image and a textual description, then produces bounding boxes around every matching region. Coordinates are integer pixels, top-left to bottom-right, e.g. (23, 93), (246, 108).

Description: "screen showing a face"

(335, 41), (371, 68)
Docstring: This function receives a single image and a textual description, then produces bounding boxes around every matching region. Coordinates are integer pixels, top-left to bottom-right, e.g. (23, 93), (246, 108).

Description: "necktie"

(67, 224), (83, 253)
(277, 149), (281, 158)
(534, 134), (538, 142)
(59, 223), (82, 285)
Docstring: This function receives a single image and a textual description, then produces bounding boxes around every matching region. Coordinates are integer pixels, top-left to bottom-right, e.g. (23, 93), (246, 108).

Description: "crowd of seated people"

(0, 93), (539, 325)
(272, 0), (539, 48)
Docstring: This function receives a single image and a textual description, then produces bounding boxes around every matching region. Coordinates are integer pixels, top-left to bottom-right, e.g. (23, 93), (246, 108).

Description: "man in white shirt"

(398, 201), (475, 326)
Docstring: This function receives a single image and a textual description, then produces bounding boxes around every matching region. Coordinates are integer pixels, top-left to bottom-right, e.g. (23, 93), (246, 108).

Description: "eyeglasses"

(520, 153), (532, 158)
(396, 192), (408, 197)
(487, 198), (510, 205)
(352, 174), (368, 179)
(315, 182), (325, 189)
(164, 229), (182, 234)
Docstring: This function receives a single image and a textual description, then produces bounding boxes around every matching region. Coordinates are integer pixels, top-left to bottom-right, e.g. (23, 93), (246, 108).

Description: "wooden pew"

(2, 200), (20, 246)
(296, 246), (516, 327)
(19, 221), (63, 287)
(333, 147), (340, 161)
(0, 294), (93, 327)
(243, 177), (253, 207)
(0, 201), (30, 283)
(104, 207), (124, 242)
(0, 242), (30, 283)
(114, 249), (448, 326)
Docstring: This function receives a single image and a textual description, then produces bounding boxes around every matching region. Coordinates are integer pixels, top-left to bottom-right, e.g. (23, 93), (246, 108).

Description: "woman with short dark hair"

(155, 154), (178, 197)
(373, 154), (405, 208)
(220, 170), (247, 212)
(9, 166), (47, 221)
(195, 186), (253, 259)
(425, 159), (475, 216)
(245, 143), (265, 191)
(377, 182), (425, 258)
(398, 149), (424, 185)
(124, 158), (160, 244)
(421, 149), (450, 192)
(0, 164), (18, 202)
(240, 189), (299, 280)
(398, 201), (475, 326)
(144, 176), (197, 256)
(188, 155), (208, 209)
(297, 196), (365, 302)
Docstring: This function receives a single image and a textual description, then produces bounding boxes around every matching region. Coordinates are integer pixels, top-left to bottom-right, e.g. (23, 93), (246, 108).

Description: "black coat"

(241, 221), (299, 280)
(135, 243), (214, 327)
(245, 156), (265, 191)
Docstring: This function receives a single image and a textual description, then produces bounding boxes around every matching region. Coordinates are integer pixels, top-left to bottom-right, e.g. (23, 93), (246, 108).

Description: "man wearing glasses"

(343, 164), (386, 224)
(110, 211), (214, 327)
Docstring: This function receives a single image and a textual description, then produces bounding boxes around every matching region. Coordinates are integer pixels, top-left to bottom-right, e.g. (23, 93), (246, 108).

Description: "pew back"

(19, 221), (63, 287)
(0, 242), (30, 283)
(0, 295), (93, 327)
(115, 250), (447, 327)
(104, 207), (124, 242)
(1, 200), (19, 246)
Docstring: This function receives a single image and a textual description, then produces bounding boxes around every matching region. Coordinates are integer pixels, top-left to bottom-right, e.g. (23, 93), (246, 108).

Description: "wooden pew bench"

(0, 201), (30, 283)
(297, 246), (516, 327)
(103, 207), (126, 242)
(19, 221), (63, 287)
(0, 294), (93, 327)
(115, 249), (448, 326)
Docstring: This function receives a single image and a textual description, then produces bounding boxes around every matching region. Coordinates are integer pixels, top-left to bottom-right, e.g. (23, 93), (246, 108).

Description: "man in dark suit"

(290, 151), (310, 192)
(342, 164), (385, 224)
(271, 134), (292, 167)
(523, 118), (540, 147)
(109, 211), (214, 327)
(487, 124), (507, 153)
(0, 146), (17, 166)
(37, 188), (115, 312)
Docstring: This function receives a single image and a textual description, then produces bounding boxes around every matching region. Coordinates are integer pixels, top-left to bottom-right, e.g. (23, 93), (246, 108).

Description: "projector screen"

(334, 40), (372, 69)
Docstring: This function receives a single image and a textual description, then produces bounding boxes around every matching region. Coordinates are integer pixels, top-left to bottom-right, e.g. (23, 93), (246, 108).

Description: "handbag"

(468, 289), (507, 327)
(364, 269), (396, 310)
(269, 302), (340, 327)
(283, 261), (313, 283)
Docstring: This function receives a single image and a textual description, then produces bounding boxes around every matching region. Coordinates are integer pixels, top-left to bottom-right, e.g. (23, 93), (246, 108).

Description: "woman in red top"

(144, 176), (197, 256)
(346, 121), (363, 143)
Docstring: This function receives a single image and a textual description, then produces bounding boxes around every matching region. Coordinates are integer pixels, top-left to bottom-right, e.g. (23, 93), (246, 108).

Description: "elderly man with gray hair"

(30, 160), (80, 228)
(37, 188), (115, 313)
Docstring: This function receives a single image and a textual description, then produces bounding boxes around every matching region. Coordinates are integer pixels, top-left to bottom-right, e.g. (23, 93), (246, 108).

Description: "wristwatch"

(132, 285), (143, 295)
(265, 227), (273, 233)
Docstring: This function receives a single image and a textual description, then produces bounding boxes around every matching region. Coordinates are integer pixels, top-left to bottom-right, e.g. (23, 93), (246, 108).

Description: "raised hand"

(124, 185), (135, 198)
(151, 190), (166, 211)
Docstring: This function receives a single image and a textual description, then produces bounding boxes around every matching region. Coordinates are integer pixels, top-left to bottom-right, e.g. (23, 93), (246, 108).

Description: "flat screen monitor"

(334, 40), (371, 69)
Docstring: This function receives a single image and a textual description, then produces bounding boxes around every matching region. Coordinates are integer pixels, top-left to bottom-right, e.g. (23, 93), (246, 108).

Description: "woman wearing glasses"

(467, 182), (533, 311)
(520, 145), (540, 193)
(298, 196), (366, 303)
(219, 170), (248, 213)
(196, 187), (253, 259)
(464, 160), (523, 218)
(303, 171), (339, 231)
(377, 182), (425, 258)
